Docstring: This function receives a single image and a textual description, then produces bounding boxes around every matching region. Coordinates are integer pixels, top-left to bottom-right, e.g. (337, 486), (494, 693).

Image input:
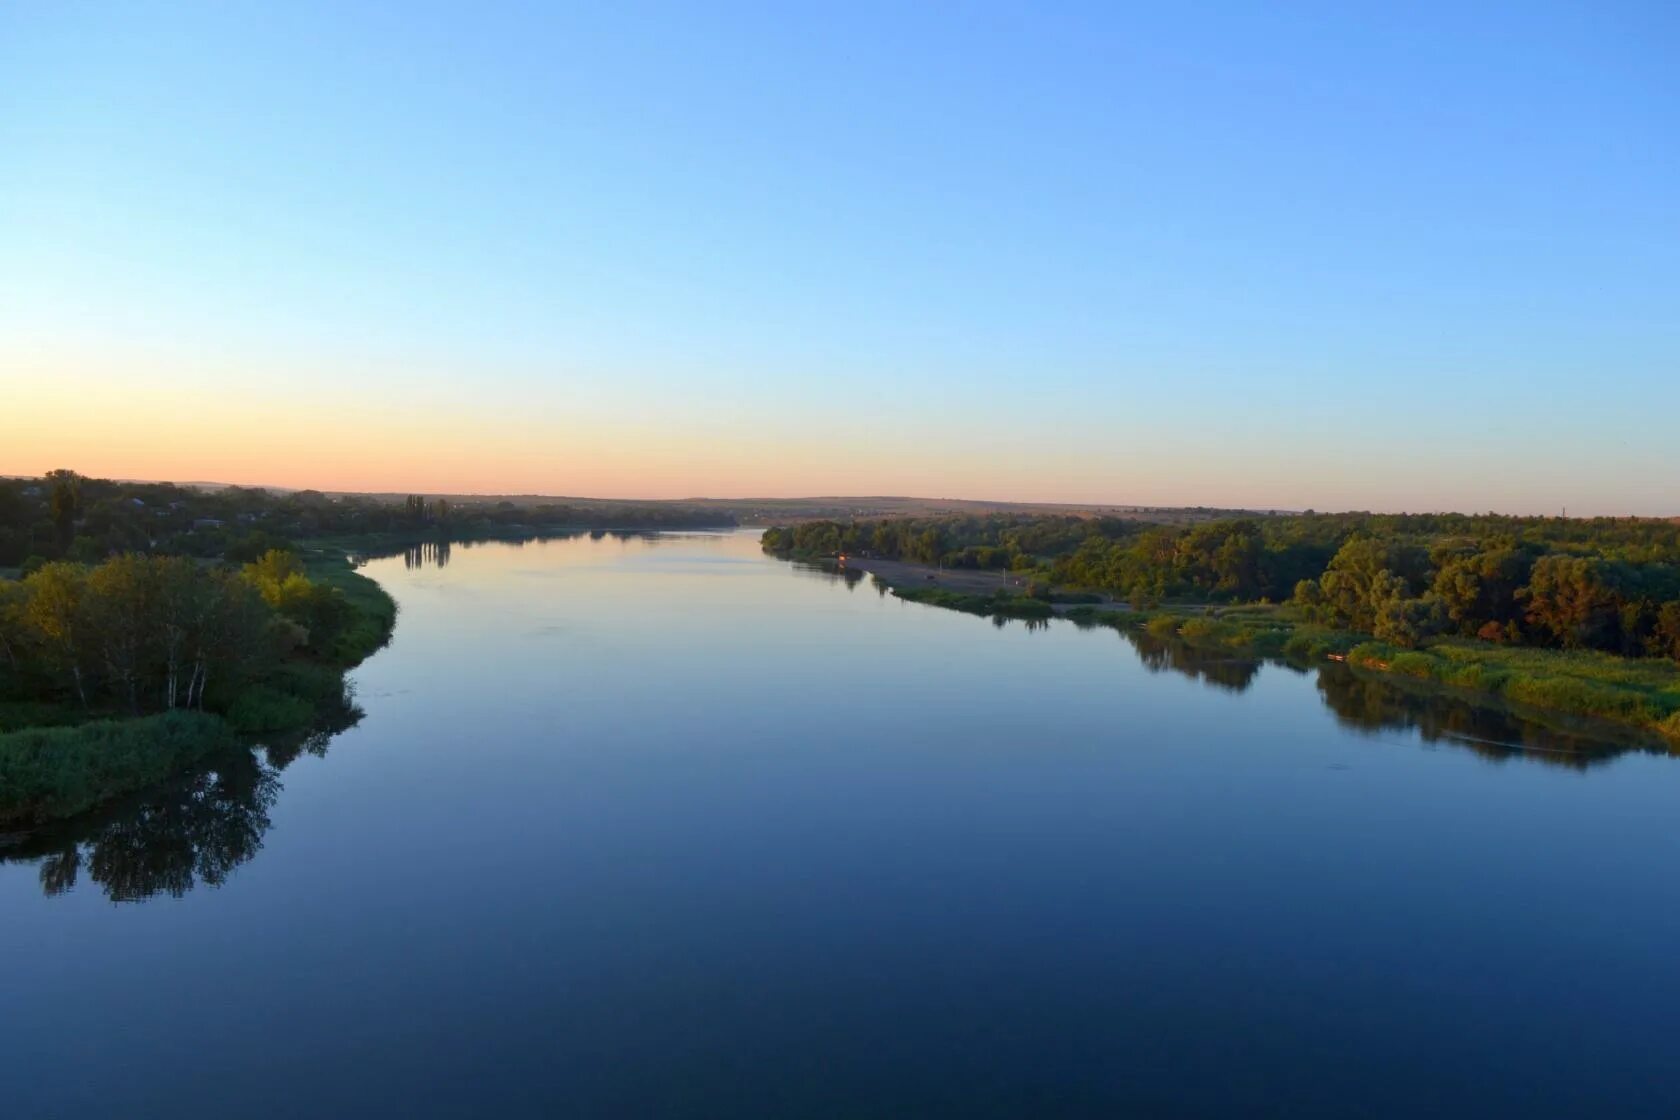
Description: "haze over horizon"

(4, 3), (1676, 515)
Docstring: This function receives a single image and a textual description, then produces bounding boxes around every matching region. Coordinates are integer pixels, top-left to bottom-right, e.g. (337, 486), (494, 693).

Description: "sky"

(2, 2), (1676, 514)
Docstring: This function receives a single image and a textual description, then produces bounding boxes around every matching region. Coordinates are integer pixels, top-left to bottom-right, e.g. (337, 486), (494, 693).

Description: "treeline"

(763, 513), (1331, 592)
(1293, 535), (1680, 656)
(764, 511), (1680, 662)
(0, 470), (735, 570)
(762, 514), (1110, 570)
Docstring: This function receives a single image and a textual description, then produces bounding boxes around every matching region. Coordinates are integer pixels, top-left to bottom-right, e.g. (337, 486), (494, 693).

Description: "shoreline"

(767, 546), (1680, 749)
(831, 554), (1135, 615)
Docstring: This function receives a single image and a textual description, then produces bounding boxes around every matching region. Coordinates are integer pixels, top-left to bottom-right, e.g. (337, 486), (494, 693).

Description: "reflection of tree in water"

(4, 720), (352, 902)
(1312, 664), (1658, 770)
(389, 530), (680, 571)
(1120, 631), (1262, 694)
(403, 538), (452, 569)
(794, 559), (865, 590)
(1101, 625), (1656, 767)
(991, 615), (1051, 633)
(44, 751), (278, 901)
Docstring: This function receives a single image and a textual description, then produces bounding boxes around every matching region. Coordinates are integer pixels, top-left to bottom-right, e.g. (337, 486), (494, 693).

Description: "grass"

(0, 710), (238, 827)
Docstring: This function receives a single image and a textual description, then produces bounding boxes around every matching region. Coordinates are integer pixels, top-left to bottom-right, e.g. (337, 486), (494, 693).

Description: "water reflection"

(386, 530), (672, 571)
(403, 538), (451, 569)
(1112, 631), (1666, 768)
(1, 725), (347, 901)
(793, 558), (866, 589)
(1312, 664), (1668, 769)
(1058, 613), (1667, 767)
(1121, 630), (1262, 693)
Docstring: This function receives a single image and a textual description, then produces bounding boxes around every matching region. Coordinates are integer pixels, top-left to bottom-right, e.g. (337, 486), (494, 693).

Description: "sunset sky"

(3, 2), (1676, 513)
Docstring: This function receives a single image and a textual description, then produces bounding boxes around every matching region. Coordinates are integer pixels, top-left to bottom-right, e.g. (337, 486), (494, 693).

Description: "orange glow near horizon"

(5, 352), (1673, 516)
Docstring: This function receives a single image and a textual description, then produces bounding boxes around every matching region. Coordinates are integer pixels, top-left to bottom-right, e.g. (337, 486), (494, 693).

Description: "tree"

(1430, 541), (1534, 637)
(1519, 555), (1620, 650)
(0, 579), (30, 670)
(1649, 601), (1680, 662)
(243, 549), (305, 604)
(23, 562), (91, 705)
(83, 554), (159, 711)
(1212, 530), (1262, 599)
(47, 469), (83, 552)
(1298, 535), (1430, 632)
(1371, 581), (1447, 649)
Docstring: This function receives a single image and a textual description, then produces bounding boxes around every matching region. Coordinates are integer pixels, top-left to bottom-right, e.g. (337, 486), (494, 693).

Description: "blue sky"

(2, 1), (1676, 512)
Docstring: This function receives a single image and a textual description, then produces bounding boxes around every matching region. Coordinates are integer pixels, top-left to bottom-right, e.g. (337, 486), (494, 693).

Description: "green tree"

(0, 579), (30, 670)
(23, 562), (91, 705)
(47, 469), (83, 552)
(1519, 555), (1620, 650)
(1651, 601), (1680, 661)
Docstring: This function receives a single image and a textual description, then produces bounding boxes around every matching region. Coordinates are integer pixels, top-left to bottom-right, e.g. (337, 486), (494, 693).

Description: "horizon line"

(5, 469), (1672, 521)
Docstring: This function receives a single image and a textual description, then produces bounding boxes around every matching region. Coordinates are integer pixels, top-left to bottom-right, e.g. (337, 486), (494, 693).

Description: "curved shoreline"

(769, 547), (1680, 750)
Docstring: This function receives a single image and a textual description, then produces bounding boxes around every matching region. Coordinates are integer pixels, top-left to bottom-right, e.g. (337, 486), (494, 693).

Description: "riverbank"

(0, 550), (397, 829)
(768, 544), (1680, 746)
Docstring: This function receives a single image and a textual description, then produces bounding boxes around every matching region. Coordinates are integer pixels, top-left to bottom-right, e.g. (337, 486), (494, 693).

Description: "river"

(4, 529), (1678, 1117)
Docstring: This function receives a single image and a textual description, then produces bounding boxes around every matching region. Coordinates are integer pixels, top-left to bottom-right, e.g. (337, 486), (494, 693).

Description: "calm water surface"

(5, 530), (1679, 1117)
